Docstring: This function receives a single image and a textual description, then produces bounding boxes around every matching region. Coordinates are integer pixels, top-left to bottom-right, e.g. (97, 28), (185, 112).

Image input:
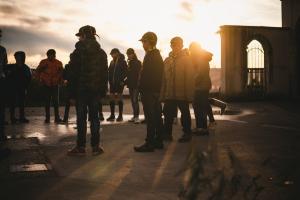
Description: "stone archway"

(242, 34), (272, 97)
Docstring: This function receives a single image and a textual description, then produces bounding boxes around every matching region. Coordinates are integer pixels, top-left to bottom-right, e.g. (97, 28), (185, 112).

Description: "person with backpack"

(134, 32), (164, 152)
(36, 49), (64, 123)
(107, 48), (127, 122)
(5, 51), (31, 124)
(126, 48), (142, 124)
(67, 25), (108, 156)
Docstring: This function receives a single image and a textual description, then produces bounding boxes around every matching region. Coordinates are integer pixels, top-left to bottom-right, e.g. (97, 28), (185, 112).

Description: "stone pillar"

(220, 26), (244, 97)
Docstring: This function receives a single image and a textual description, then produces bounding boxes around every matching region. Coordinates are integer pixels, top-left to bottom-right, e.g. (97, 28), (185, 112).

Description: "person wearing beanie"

(107, 48), (127, 122)
(126, 48), (142, 124)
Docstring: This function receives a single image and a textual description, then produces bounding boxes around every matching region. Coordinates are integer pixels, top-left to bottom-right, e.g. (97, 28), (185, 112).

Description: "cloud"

(0, 4), (19, 14)
(177, 1), (195, 21)
(0, 2), (53, 27)
(181, 1), (193, 13)
(18, 16), (52, 26)
(1, 25), (73, 55)
(0, 25), (133, 66)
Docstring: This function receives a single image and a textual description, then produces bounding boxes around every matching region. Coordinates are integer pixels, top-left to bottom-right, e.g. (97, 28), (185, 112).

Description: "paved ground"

(0, 100), (299, 200)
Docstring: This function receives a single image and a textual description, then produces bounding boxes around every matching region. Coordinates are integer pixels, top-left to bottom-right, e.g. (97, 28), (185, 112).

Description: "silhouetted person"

(62, 63), (71, 123)
(107, 48), (127, 122)
(134, 32), (164, 152)
(67, 25), (108, 156)
(126, 48), (142, 123)
(189, 42), (212, 135)
(36, 49), (63, 123)
(5, 51), (31, 124)
(160, 37), (194, 143)
(0, 29), (8, 141)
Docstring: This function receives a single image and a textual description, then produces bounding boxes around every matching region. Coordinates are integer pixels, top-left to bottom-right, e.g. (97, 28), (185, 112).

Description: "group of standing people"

(0, 26), (226, 155)
(0, 29), (32, 141)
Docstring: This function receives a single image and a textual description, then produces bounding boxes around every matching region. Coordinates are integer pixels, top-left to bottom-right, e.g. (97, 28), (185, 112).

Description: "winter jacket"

(192, 50), (212, 91)
(63, 64), (70, 81)
(36, 58), (63, 87)
(126, 58), (142, 89)
(139, 49), (164, 94)
(68, 39), (108, 98)
(4, 64), (31, 90)
(108, 54), (127, 90)
(0, 45), (7, 80)
(160, 49), (195, 102)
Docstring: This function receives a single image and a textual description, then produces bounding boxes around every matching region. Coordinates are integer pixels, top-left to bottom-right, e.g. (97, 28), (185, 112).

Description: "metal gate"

(246, 40), (265, 95)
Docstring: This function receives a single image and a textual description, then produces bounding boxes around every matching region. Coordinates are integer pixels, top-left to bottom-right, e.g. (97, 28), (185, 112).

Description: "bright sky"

(0, 0), (282, 68)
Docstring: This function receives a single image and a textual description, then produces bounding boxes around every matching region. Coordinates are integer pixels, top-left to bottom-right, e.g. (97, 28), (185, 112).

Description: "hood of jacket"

(75, 39), (101, 54)
(168, 48), (190, 58)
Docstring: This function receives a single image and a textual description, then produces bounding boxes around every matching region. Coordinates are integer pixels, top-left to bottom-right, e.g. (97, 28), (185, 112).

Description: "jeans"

(141, 92), (164, 145)
(9, 89), (26, 120)
(163, 100), (192, 136)
(193, 90), (209, 129)
(129, 88), (140, 118)
(63, 100), (70, 122)
(76, 95), (100, 147)
(43, 86), (60, 121)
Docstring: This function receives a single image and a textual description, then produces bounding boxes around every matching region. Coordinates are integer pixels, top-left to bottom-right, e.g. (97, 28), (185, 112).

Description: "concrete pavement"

(0, 100), (299, 200)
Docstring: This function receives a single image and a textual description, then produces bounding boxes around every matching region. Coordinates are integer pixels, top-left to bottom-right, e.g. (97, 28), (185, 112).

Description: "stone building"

(220, 0), (300, 99)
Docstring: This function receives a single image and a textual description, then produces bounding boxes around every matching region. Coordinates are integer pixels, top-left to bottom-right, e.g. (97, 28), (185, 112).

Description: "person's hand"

(69, 99), (76, 105)
(63, 80), (68, 86)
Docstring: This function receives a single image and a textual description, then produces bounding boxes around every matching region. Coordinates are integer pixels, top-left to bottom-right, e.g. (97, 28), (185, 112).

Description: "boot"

(134, 142), (155, 152)
(107, 101), (115, 121)
(117, 101), (123, 122)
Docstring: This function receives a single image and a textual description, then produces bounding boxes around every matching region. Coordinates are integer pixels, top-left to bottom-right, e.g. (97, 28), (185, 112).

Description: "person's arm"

(121, 60), (128, 83)
(99, 50), (108, 97)
(159, 60), (167, 102)
(58, 61), (64, 85)
(0, 47), (8, 78)
(68, 49), (81, 99)
(24, 65), (32, 88)
(152, 53), (164, 93)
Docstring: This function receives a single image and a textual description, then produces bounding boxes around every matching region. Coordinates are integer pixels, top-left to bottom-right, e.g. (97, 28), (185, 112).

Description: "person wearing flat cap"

(67, 25), (108, 156)
(134, 32), (164, 152)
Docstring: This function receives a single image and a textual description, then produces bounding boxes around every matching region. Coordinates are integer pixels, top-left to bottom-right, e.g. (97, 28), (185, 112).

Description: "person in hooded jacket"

(107, 48), (127, 122)
(160, 37), (195, 143)
(189, 42), (212, 135)
(5, 51), (31, 124)
(67, 25), (108, 156)
(126, 48), (142, 123)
